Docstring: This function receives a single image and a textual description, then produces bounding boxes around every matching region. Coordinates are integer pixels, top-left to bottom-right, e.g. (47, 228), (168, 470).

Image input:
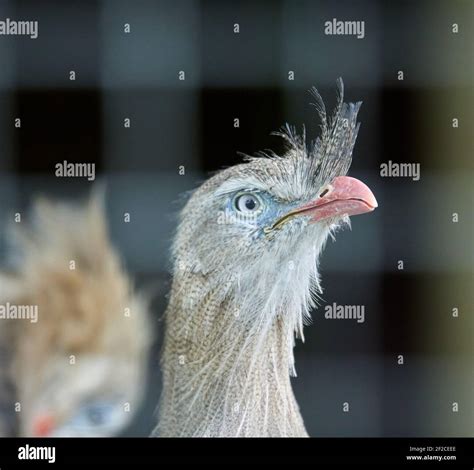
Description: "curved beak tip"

(301, 176), (378, 223)
(268, 175), (378, 231)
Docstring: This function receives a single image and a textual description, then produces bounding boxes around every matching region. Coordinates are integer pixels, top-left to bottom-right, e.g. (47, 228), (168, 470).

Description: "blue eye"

(85, 404), (110, 426)
(72, 402), (115, 428)
(234, 193), (263, 214)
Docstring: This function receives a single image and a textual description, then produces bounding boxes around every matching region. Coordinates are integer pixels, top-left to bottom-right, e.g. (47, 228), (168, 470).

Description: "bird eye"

(71, 402), (116, 429)
(234, 193), (262, 213)
(55, 401), (128, 436)
(85, 404), (108, 426)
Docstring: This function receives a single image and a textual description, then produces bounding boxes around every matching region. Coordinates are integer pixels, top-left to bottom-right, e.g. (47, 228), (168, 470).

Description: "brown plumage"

(0, 193), (151, 436)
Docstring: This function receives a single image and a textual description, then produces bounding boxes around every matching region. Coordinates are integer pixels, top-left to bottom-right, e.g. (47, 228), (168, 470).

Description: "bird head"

(173, 79), (377, 365)
(0, 195), (151, 437)
(22, 354), (145, 437)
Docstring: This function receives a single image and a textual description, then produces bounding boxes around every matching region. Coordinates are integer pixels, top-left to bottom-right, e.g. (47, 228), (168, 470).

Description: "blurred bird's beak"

(32, 414), (56, 437)
(268, 176), (377, 232)
(303, 176), (378, 223)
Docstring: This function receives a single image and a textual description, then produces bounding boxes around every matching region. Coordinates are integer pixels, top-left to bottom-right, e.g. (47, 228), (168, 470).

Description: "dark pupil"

(244, 197), (256, 210)
(87, 407), (105, 425)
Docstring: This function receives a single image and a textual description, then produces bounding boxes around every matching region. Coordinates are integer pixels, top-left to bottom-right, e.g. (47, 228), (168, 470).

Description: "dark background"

(0, 0), (472, 436)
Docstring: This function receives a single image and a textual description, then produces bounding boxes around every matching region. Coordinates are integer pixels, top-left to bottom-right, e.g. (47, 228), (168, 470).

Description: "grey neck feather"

(155, 271), (308, 437)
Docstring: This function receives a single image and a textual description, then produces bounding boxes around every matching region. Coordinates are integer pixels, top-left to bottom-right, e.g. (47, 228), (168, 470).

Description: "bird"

(154, 79), (378, 437)
(0, 193), (151, 437)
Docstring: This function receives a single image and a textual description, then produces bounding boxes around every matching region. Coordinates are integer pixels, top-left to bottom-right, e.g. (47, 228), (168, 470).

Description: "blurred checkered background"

(0, 0), (472, 436)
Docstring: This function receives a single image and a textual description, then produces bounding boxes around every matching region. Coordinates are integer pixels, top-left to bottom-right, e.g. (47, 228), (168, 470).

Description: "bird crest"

(273, 78), (362, 186)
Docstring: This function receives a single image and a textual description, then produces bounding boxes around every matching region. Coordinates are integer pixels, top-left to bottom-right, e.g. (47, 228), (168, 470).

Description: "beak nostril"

(319, 184), (333, 198)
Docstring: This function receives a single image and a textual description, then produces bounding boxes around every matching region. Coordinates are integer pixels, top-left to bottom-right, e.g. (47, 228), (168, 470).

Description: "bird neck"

(156, 274), (308, 437)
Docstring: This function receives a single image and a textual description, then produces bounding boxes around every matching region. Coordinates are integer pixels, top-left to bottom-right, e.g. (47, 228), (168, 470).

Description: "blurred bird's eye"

(85, 404), (108, 426)
(55, 401), (128, 436)
(234, 193), (262, 213)
(71, 402), (116, 429)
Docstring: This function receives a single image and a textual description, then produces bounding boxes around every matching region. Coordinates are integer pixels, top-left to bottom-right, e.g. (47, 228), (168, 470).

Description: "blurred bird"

(0, 193), (151, 436)
(155, 79), (378, 437)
